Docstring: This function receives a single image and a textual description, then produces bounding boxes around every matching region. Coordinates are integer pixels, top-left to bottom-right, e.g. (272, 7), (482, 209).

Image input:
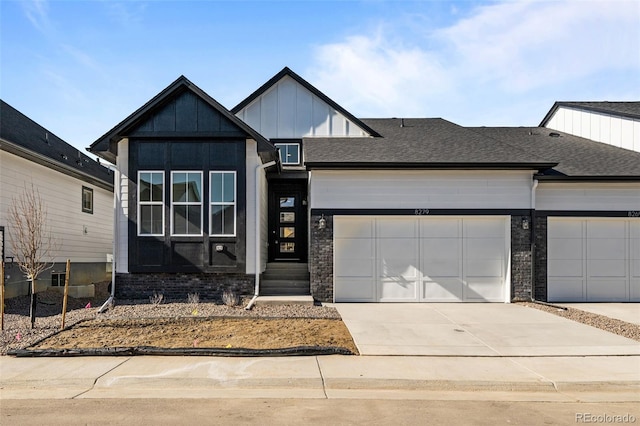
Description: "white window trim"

(138, 171), (165, 237)
(171, 171), (203, 237)
(209, 171), (237, 237)
(275, 143), (301, 165)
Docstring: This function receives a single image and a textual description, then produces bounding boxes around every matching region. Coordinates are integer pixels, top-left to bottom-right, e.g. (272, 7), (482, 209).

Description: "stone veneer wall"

(115, 273), (254, 302)
(309, 214), (334, 302)
(533, 216), (548, 302)
(510, 215), (534, 302)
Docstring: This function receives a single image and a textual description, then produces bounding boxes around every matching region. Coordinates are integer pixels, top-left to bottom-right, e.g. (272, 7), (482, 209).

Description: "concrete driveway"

(333, 303), (640, 356)
(559, 303), (640, 325)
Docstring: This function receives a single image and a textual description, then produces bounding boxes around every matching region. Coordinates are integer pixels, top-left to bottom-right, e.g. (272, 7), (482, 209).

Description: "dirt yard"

(1, 283), (358, 355)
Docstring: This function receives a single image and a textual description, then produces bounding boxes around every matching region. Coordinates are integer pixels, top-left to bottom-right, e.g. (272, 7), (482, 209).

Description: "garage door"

(548, 218), (640, 302)
(334, 216), (509, 302)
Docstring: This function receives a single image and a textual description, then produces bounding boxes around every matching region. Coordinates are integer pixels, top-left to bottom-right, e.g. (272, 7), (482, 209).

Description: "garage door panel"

(548, 259), (583, 277)
(466, 238), (504, 258)
(587, 279), (627, 301)
(549, 220), (583, 238)
(420, 219), (460, 238)
(377, 219), (416, 238)
(548, 279), (585, 302)
(631, 279), (640, 301)
(422, 278), (463, 301)
(465, 278), (504, 301)
(422, 258), (461, 278)
(587, 221), (626, 238)
(588, 239), (626, 259)
(464, 219), (505, 238)
(336, 278), (376, 301)
(588, 260), (627, 277)
(465, 259), (504, 278)
(335, 239), (374, 277)
(334, 218), (373, 238)
(421, 239), (461, 277)
(379, 238), (419, 279)
(548, 238), (583, 260)
(379, 279), (418, 301)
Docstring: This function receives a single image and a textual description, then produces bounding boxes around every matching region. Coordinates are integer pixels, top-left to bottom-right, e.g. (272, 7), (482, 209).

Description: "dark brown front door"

(269, 183), (307, 262)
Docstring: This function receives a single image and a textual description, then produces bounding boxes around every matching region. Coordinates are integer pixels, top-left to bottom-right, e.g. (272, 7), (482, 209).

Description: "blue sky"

(2, 0), (639, 158)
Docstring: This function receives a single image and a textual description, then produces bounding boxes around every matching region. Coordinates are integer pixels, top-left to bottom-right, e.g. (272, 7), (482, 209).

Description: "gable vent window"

(138, 171), (164, 236)
(82, 186), (93, 214)
(275, 143), (300, 165)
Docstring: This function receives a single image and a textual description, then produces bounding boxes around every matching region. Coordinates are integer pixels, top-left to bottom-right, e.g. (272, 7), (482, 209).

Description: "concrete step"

(261, 280), (310, 288)
(253, 295), (315, 306)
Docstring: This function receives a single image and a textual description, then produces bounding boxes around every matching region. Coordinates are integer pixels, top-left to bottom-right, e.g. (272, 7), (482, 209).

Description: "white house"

(88, 68), (640, 304)
(0, 100), (114, 298)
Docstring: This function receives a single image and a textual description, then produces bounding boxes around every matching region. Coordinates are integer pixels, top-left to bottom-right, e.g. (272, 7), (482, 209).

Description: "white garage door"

(548, 218), (640, 302)
(334, 216), (509, 303)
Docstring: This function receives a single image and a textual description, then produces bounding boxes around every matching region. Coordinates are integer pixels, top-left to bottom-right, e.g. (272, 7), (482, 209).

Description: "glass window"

(280, 227), (295, 238)
(82, 186), (93, 214)
(274, 143), (300, 165)
(138, 171), (164, 236)
(210, 171), (236, 236)
(171, 172), (202, 236)
(280, 212), (295, 223)
(279, 197), (295, 207)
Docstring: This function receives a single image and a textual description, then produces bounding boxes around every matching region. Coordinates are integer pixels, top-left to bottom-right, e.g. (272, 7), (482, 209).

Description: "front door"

(268, 183), (307, 262)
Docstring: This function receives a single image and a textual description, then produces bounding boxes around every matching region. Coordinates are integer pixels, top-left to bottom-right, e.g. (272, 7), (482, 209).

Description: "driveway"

(559, 303), (640, 325)
(333, 303), (640, 356)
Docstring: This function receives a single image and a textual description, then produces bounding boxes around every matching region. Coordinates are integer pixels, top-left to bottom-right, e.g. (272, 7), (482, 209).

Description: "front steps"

(260, 262), (310, 297)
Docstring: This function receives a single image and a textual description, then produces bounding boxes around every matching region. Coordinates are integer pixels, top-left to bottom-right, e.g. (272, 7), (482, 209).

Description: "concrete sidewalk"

(1, 355), (639, 402)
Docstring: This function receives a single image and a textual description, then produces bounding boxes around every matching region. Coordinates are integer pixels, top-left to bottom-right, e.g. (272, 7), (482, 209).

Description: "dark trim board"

(312, 208), (532, 216)
(536, 210), (640, 218)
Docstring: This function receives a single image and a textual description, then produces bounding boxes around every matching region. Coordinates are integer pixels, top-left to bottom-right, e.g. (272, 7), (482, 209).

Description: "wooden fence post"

(61, 259), (70, 330)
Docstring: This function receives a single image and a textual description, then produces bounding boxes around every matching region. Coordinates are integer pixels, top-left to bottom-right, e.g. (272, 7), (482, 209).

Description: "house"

(88, 68), (640, 304)
(0, 100), (114, 298)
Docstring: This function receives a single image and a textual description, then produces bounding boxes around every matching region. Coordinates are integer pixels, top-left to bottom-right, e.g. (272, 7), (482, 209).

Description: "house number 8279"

(629, 211), (640, 217)
(415, 209), (430, 215)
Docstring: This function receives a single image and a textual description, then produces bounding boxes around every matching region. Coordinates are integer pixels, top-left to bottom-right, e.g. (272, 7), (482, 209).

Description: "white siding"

(115, 139), (129, 273)
(0, 150), (113, 264)
(546, 106), (640, 152)
(235, 75), (370, 139)
(244, 140), (268, 274)
(310, 170), (534, 209)
(537, 182), (640, 211)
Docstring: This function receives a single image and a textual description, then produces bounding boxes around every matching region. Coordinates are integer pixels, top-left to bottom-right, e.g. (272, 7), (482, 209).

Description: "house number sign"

(629, 211), (640, 217)
(414, 209), (430, 215)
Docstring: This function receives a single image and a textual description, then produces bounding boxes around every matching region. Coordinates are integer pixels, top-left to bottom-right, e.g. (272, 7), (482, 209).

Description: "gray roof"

(470, 127), (640, 179)
(304, 118), (556, 170)
(540, 101), (640, 126)
(0, 100), (113, 190)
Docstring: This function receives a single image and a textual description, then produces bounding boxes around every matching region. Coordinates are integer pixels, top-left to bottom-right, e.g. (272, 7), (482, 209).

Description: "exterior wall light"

(318, 215), (326, 230)
(522, 217), (530, 230)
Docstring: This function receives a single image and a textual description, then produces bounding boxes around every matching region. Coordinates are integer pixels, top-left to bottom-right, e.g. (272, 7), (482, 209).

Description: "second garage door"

(334, 216), (509, 302)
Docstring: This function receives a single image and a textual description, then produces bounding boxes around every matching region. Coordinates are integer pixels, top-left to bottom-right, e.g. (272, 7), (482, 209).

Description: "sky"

(1, 0), (639, 159)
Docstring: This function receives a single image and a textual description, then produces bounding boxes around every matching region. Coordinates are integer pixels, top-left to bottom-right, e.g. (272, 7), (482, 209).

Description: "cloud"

(21, 0), (52, 34)
(307, 0), (640, 123)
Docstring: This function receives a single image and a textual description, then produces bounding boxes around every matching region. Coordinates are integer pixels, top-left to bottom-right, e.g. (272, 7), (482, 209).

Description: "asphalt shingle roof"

(470, 127), (640, 177)
(0, 100), (113, 188)
(304, 118), (556, 168)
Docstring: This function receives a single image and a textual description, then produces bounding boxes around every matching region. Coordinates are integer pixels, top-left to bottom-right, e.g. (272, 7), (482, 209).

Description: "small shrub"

(187, 292), (200, 305)
(149, 291), (164, 305)
(222, 289), (240, 307)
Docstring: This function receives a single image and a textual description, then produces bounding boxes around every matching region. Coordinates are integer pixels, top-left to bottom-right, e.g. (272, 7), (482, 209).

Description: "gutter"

(246, 160), (277, 310)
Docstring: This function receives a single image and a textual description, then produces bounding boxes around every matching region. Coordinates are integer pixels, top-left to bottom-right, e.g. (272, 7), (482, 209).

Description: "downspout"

(99, 165), (119, 313)
(246, 160), (277, 310)
(530, 177), (539, 302)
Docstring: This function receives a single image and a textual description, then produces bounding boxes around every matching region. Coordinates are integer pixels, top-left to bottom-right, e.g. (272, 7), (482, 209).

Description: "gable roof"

(470, 127), (640, 180)
(231, 67), (381, 138)
(540, 101), (640, 127)
(304, 118), (557, 170)
(88, 75), (276, 164)
(0, 100), (113, 191)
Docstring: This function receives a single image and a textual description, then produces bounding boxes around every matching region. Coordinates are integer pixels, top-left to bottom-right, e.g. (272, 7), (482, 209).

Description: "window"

(172, 172), (203, 236)
(51, 272), (65, 287)
(138, 171), (164, 236)
(274, 143), (300, 165)
(82, 186), (93, 214)
(210, 171), (236, 236)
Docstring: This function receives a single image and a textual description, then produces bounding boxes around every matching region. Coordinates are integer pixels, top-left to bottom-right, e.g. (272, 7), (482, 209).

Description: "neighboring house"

(0, 100), (114, 298)
(540, 101), (640, 152)
(89, 68), (640, 303)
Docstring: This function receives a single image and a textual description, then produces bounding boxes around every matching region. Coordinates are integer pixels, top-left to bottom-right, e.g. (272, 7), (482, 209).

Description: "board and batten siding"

(537, 182), (640, 211)
(545, 106), (640, 152)
(310, 170), (535, 210)
(235, 75), (368, 139)
(0, 150), (113, 263)
(115, 139), (129, 273)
